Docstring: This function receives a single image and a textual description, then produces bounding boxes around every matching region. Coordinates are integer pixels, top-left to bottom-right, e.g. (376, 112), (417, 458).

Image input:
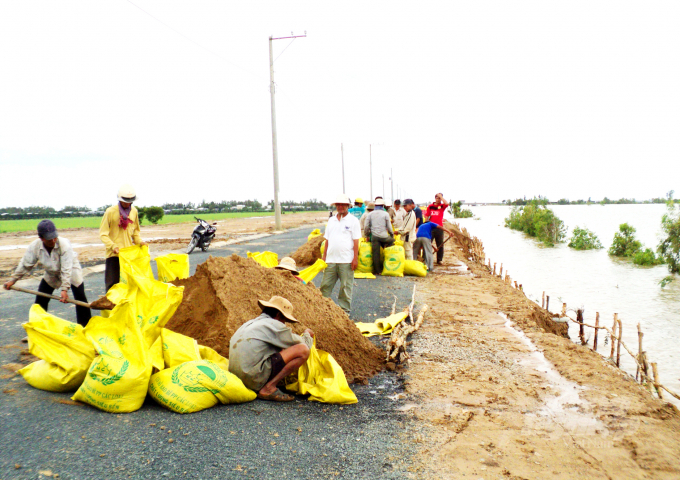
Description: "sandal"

(257, 388), (295, 402)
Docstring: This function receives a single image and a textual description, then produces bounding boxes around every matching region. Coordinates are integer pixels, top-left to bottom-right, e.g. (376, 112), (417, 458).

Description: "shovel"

(9, 285), (116, 310)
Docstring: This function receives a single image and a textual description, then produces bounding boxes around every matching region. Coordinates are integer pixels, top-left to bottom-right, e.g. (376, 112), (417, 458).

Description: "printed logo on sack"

(137, 315), (160, 328)
(96, 337), (124, 359)
(89, 358), (130, 386)
(63, 324), (77, 337)
(171, 362), (228, 394)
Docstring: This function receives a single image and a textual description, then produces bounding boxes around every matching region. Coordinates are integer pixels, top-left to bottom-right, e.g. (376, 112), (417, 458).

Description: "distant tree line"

(503, 194), (679, 206)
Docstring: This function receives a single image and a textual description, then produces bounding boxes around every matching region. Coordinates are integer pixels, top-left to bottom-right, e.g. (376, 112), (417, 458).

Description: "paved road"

(0, 227), (422, 480)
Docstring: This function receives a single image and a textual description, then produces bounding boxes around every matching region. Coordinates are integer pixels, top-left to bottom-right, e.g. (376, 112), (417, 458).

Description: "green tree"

(568, 226), (602, 250)
(608, 223), (642, 257)
(658, 196), (680, 274)
(632, 248), (664, 266)
(504, 199), (566, 246)
(145, 206), (165, 224)
(450, 200), (473, 218)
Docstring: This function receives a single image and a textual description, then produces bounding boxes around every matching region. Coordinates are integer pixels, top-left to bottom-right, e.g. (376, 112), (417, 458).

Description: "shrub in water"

(658, 198), (680, 274)
(504, 199), (566, 246)
(608, 223), (642, 257)
(632, 248), (664, 266)
(450, 201), (474, 219)
(568, 226), (602, 250)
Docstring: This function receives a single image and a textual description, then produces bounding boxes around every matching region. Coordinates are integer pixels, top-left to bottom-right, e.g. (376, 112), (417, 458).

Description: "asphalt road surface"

(0, 227), (423, 480)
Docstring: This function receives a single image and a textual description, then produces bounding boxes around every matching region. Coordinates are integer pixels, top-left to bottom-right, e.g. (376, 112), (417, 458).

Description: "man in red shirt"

(425, 193), (449, 264)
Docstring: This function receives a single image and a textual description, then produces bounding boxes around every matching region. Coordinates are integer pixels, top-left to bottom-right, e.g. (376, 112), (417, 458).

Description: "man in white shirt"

(397, 199), (418, 260)
(320, 195), (361, 315)
(390, 200), (407, 230)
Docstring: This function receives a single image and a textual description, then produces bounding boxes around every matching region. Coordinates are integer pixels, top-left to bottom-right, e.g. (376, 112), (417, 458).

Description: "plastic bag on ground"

(286, 344), (357, 404)
(19, 305), (95, 392)
(404, 259), (428, 277)
(299, 259), (327, 283)
(72, 300), (153, 412)
(357, 241), (373, 273)
(353, 272), (376, 279)
(382, 245), (406, 277)
(148, 360), (256, 413)
(155, 253), (190, 282)
(355, 311), (408, 337)
(247, 251), (279, 268)
(307, 229), (322, 242)
(119, 245), (154, 284)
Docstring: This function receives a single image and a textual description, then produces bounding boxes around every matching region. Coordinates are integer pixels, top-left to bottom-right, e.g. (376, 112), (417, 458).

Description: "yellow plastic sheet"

(119, 245), (154, 284)
(404, 259), (428, 277)
(357, 241), (373, 273)
(298, 259), (327, 283)
(155, 253), (190, 282)
(382, 245), (406, 277)
(19, 305), (95, 392)
(307, 228), (322, 242)
(247, 251), (279, 268)
(148, 360), (256, 413)
(353, 272), (376, 279)
(286, 344), (357, 404)
(355, 311), (408, 337)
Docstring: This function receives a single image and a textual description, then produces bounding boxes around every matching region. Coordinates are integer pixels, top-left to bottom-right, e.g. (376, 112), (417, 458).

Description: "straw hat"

(331, 194), (351, 206)
(258, 296), (298, 323)
(274, 257), (300, 275)
(366, 202), (375, 211)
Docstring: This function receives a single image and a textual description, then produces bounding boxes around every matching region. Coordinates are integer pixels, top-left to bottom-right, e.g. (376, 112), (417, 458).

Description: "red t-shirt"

(425, 202), (448, 226)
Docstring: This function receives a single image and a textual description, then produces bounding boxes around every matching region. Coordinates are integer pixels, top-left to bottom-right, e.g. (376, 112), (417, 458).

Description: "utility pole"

(269, 32), (306, 231)
(382, 175), (385, 199)
(390, 168), (394, 205)
(341, 143), (345, 194)
(369, 145), (373, 200)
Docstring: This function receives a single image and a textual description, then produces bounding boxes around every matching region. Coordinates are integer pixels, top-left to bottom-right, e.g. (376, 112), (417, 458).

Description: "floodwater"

(453, 204), (680, 403)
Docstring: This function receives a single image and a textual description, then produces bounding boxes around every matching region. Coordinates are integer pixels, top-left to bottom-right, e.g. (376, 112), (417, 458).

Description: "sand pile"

(289, 235), (324, 267)
(167, 254), (384, 383)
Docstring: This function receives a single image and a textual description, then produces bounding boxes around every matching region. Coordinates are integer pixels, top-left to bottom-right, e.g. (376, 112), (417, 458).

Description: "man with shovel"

(3, 220), (91, 326)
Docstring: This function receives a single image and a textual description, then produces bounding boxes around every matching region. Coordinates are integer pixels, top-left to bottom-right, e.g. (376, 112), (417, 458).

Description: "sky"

(1, 1), (679, 209)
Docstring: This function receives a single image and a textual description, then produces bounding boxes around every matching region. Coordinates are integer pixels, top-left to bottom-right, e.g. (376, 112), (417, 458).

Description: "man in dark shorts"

(228, 296), (314, 402)
(425, 193), (450, 265)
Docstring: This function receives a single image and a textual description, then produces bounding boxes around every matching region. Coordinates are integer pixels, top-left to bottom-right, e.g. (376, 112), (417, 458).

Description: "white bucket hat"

(118, 184), (137, 203)
(275, 257), (300, 275)
(331, 194), (351, 206)
(374, 198), (385, 206)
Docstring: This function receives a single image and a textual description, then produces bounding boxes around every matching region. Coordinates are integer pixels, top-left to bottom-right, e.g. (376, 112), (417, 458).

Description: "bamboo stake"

(390, 295), (397, 316)
(636, 323), (644, 381)
(593, 312), (599, 351)
(652, 363), (664, 400)
(577, 309), (585, 345)
(493, 263), (497, 276)
(561, 303), (567, 317)
(514, 281), (518, 289)
(610, 314), (618, 360)
(616, 317), (623, 367)
(542, 291), (545, 309)
(546, 296), (550, 311)
(407, 285), (417, 324)
(500, 264), (503, 277)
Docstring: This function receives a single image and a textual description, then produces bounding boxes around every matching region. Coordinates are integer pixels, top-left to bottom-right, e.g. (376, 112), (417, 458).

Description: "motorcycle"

(187, 217), (217, 254)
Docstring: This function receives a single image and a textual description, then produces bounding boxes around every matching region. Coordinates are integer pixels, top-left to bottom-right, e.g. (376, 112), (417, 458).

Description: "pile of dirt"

(167, 254), (384, 383)
(289, 235), (324, 267)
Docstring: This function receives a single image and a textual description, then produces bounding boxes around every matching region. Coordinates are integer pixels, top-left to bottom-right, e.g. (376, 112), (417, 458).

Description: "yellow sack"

(247, 251), (279, 268)
(320, 240), (326, 257)
(299, 259), (327, 283)
(19, 305), (95, 392)
(198, 345), (229, 371)
(148, 360), (256, 413)
(355, 312), (408, 337)
(72, 300), (153, 413)
(286, 345), (357, 404)
(150, 337), (164, 372)
(404, 259), (428, 277)
(357, 241), (373, 273)
(119, 245), (154, 284)
(394, 240), (404, 247)
(161, 328), (201, 368)
(307, 228), (322, 242)
(394, 234), (401, 243)
(155, 253), (190, 282)
(353, 272), (376, 279)
(382, 245), (406, 277)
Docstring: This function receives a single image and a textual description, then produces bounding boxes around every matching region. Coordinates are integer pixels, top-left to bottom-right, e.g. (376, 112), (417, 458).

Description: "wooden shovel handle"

(9, 285), (92, 308)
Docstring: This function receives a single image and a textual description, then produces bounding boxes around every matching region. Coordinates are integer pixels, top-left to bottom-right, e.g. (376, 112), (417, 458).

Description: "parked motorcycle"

(187, 217), (217, 254)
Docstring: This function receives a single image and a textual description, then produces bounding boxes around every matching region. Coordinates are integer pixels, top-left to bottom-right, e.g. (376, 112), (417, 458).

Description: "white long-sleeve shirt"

(10, 238), (83, 290)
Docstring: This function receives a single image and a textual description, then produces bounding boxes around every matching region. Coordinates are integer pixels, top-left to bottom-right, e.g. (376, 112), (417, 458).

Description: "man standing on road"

(363, 198), (395, 275)
(99, 184), (146, 292)
(414, 204), (424, 228)
(348, 198), (365, 220)
(3, 220), (91, 326)
(397, 199), (417, 260)
(413, 221), (455, 271)
(359, 201), (375, 231)
(320, 195), (361, 315)
(229, 296), (314, 402)
(389, 200), (406, 230)
(425, 193), (450, 265)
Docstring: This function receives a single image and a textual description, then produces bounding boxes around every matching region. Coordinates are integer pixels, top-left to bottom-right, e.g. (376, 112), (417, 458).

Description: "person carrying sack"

(3, 220), (91, 326)
(99, 184), (147, 292)
(228, 296), (314, 402)
(363, 198), (395, 275)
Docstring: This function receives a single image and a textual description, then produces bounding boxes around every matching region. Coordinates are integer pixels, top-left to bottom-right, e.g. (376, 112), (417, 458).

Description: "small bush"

(608, 223), (642, 257)
(145, 206), (165, 225)
(450, 201), (474, 219)
(658, 199), (680, 274)
(632, 248), (664, 266)
(137, 207), (147, 225)
(568, 226), (602, 250)
(504, 199), (566, 246)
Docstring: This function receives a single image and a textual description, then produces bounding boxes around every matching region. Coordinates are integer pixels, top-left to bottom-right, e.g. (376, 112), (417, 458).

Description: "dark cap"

(403, 198), (414, 205)
(37, 219), (58, 240)
(394, 199), (401, 205)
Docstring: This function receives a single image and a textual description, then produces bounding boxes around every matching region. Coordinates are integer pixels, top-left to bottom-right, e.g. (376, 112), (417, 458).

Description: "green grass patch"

(0, 211), (323, 234)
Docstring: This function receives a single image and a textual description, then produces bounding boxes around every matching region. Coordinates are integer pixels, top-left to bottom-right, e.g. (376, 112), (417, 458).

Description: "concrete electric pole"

(369, 145), (373, 200)
(341, 143), (345, 194)
(269, 32), (306, 231)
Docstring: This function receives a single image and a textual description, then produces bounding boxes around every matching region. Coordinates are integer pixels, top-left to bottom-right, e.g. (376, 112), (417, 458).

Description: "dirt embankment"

(403, 227), (680, 479)
(167, 254), (384, 383)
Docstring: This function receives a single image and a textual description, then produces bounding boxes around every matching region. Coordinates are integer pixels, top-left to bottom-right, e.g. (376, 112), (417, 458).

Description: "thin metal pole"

(269, 36), (282, 231)
(341, 143), (345, 194)
(390, 168), (394, 205)
(382, 174), (385, 199)
(369, 145), (373, 200)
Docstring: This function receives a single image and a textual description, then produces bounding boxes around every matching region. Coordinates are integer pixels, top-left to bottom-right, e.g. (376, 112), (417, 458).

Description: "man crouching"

(229, 296), (314, 402)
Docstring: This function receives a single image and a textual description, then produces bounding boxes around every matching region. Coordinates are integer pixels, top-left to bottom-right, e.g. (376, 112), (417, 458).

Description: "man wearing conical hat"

(228, 296), (314, 402)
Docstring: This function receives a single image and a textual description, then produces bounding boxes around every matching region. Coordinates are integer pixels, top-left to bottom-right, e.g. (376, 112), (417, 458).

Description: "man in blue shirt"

(414, 205), (424, 228)
(413, 221), (454, 271)
(348, 198), (365, 220)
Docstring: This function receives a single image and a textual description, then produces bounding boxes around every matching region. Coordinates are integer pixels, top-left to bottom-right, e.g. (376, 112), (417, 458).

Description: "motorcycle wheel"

(201, 244), (209, 252)
(187, 235), (199, 254)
